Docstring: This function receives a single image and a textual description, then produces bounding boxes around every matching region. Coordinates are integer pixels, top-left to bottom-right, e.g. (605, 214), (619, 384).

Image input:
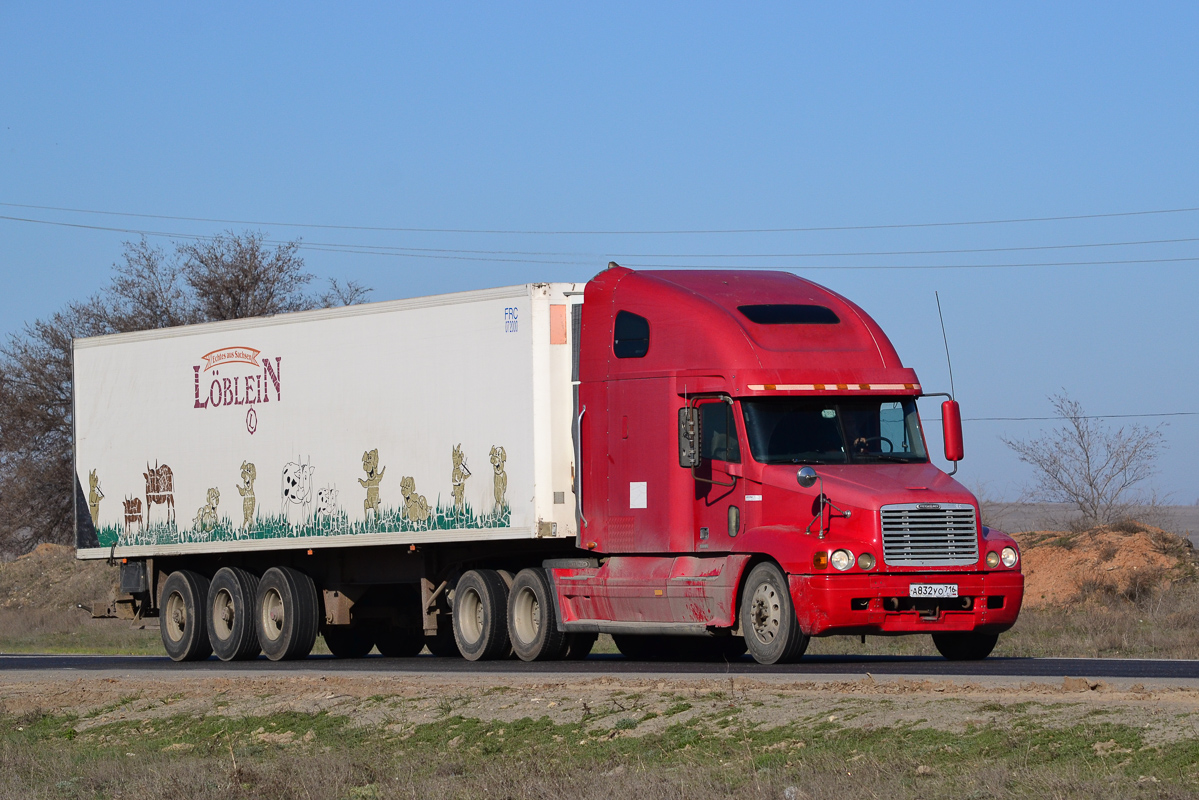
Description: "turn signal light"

(813, 551), (828, 569)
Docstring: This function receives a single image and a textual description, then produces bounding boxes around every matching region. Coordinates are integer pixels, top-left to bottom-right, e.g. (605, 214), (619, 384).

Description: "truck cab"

(554, 265), (1023, 663)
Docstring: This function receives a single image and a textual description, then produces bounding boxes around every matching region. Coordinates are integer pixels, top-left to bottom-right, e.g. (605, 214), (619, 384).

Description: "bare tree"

(0, 231), (370, 557)
(1001, 393), (1165, 527)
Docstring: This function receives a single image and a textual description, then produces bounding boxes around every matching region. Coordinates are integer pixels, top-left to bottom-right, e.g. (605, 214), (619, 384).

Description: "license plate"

(909, 583), (958, 598)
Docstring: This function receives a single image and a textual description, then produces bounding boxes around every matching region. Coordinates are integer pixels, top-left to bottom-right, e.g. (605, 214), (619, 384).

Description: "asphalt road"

(1, 653), (1197, 679)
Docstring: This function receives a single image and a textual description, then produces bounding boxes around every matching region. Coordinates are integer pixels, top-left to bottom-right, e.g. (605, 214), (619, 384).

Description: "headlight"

(830, 549), (853, 571)
(1001, 546), (1018, 568)
(857, 552), (875, 570)
(986, 551), (1000, 568)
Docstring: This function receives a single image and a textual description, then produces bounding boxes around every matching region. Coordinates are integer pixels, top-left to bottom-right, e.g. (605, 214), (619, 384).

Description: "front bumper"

(789, 571), (1024, 636)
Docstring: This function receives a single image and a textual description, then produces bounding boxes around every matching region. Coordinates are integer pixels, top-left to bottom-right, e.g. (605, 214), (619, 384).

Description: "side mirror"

(678, 407), (700, 467)
(941, 400), (964, 462)
(797, 466), (818, 488)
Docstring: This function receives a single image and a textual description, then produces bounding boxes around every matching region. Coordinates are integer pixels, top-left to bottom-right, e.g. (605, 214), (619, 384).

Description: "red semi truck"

(74, 264), (1023, 664)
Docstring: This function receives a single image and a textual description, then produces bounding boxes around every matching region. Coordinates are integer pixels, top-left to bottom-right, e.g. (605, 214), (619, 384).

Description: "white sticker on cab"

(630, 481), (647, 509)
(745, 494), (763, 502)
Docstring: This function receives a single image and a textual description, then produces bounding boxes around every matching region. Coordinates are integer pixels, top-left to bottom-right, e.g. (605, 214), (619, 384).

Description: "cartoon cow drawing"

(237, 461), (257, 532)
(123, 496), (143, 536)
(451, 444), (470, 513)
(193, 487), (220, 532)
(87, 470), (104, 527)
(144, 462), (175, 525)
(316, 487), (339, 516)
(400, 476), (430, 523)
(359, 449), (385, 524)
(489, 446), (508, 511)
(281, 460), (316, 521)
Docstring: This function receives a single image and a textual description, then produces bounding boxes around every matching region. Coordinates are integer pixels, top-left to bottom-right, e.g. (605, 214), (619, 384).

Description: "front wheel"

(932, 632), (998, 661)
(740, 563), (809, 664)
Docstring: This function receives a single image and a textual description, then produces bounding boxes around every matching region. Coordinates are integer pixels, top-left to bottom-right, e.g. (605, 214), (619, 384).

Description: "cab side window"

(700, 402), (741, 463)
(613, 311), (649, 358)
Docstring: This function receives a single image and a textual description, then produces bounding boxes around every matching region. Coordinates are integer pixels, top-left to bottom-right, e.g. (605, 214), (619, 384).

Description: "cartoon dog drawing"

(489, 446), (508, 510)
(144, 462), (175, 525)
(400, 476), (430, 523)
(123, 496), (143, 535)
(237, 461), (257, 531)
(193, 487), (220, 532)
(316, 487), (339, 516)
(451, 444), (470, 513)
(359, 449), (386, 523)
(87, 470), (104, 527)
(281, 460), (315, 521)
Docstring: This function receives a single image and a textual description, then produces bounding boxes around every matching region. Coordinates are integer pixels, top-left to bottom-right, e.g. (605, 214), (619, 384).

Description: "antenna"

(935, 291), (956, 400)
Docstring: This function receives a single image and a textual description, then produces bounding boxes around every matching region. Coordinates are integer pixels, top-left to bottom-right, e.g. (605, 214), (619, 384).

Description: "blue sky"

(1, 4), (1196, 505)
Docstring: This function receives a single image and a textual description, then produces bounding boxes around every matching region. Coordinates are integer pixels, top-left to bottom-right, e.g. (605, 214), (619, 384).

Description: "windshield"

(741, 397), (928, 465)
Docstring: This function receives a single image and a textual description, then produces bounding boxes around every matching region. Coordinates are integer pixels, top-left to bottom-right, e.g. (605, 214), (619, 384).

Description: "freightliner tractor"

(73, 264), (1024, 664)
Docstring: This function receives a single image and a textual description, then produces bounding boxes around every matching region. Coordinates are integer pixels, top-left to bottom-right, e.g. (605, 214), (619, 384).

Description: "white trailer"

(73, 282), (587, 660)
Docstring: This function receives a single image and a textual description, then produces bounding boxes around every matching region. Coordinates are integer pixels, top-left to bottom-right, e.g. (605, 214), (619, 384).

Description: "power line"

(926, 411), (1197, 422)
(2, 199), (1199, 235)
(623, 256), (1199, 270)
(4, 214), (1199, 271)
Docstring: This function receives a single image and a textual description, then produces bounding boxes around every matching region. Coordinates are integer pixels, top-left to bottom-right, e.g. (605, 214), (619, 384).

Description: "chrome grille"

(881, 503), (978, 567)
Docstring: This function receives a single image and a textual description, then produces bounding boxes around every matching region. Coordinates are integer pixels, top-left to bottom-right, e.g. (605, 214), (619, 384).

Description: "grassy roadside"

(3, 696), (1197, 799)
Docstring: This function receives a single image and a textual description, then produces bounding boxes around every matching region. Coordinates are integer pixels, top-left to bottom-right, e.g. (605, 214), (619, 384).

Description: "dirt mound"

(0, 543), (118, 612)
(1013, 522), (1196, 609)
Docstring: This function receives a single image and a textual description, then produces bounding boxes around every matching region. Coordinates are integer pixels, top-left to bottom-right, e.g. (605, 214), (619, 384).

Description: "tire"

(322, 625), (375, 658)
(255, 567), (319, 661)
(740, 563), (809, 665)
(684, 636), (748, 662)
(452, 569), (510, 661)
(425, 620), (460, 657)
(612, 634), (672, 661)
(932, 632), (999, 661)
(374, 625), (425, 657)
(508, 569), (567, 661)
(207, 567), (261, 662)
(560, 632), (598, 660)
(160, 570), (213, 662)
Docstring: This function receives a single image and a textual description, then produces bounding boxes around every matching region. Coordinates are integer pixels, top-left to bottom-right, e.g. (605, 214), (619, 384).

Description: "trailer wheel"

(160, 571), (213, 662)
(560, 632), (598, 660)
(255, 567), (319, 661)
(322, 625), (375, 658)
(612, 634), (671, 660)
(452, 569), (510, 661)
(932, 632), (999, 661)
(374, 625), (425, 657)
(425, 619), (460, 657)
(207, 567), (261, 661)
(508, 569), (566, 661)
(740, 563), (809, 664)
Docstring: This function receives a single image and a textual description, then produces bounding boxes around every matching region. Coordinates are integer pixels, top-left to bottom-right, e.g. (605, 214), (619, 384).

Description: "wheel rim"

(261, 587), (285, 642)
(512, 585), (540, 645)
(749, 581), (781, 645)
(212, 588), (236, 641)
(458, 586), (484, 644)
(164, 590), (187, 643)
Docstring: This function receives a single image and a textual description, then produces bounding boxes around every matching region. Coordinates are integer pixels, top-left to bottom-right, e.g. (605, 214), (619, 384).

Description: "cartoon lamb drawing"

(400, 476), (430, 523)
(237, 461), (257, 532)
(451, 444), (470, 513)
(193, 487), (220, 533)
(87, 470), (104, 527)
(489, 446), (508, 511)
(316, 487), (339, 516)
(359, 449), (385, 524)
